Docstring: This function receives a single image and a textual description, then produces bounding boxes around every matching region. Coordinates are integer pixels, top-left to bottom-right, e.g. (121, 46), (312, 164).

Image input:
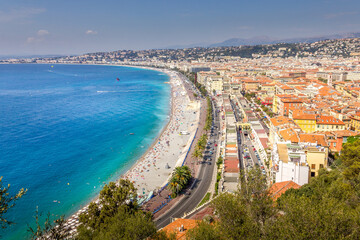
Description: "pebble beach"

(63, 68), (200, 231)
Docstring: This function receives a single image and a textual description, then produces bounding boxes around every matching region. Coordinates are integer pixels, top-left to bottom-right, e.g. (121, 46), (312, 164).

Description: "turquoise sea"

(0, 64), (170, 239)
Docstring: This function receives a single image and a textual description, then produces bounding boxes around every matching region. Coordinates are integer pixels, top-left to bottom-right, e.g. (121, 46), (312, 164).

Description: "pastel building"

(273, 143), (309, 186)
(316, 115), (345, 132)
(293, 112), (317, 133)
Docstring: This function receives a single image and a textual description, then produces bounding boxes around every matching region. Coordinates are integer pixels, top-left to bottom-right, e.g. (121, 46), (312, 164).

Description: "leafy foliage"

(28, 208), (69, 240)
(345, 135), (360, 145)
(168, 166), (192, 196)
(79, 180), (137, 230)
(187, 168), (275, 240)
(192, 134), (208, 164)
(187, 146), (360, 240)
(216, 156), (223, 168)
(340, 138), (360, 180)
(77, 179), (157, 240)
(0, 176), (27, 229)
(204, 97), (213, 131)
(186, 221), (222, 240)
(77, 206), (156, 240)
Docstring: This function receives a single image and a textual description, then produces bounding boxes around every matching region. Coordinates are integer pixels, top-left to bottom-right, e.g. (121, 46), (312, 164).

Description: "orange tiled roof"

(293, 111), (316, 120)
(269, 181), (301, 200)
(281, 98), (303, 103)
(316, 115), (345, 125)
(279, 128), (299, 143)
(327, 130), (358, 138)
(299, 133), (327, 147)
(161, 219), (198, 239)
(270, 116), (290, 127)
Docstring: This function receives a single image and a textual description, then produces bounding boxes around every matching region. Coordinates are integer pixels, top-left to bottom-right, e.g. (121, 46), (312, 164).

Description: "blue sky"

(1, 0), (360, 55)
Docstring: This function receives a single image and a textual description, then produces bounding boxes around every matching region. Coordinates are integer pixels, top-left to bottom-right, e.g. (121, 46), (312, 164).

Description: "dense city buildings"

(3, 37), (360, 195)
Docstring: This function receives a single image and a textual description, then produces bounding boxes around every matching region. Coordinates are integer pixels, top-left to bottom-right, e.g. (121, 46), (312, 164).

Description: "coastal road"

(155, 98), (220, 229)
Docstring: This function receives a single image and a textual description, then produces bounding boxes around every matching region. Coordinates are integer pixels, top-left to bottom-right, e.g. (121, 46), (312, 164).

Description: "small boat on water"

(116, 78), (120, 81)
(130, 133), (135, 135)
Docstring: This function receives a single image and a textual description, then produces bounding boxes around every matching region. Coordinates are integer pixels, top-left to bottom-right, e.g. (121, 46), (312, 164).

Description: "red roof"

(224, 160), (239, 173)
(316, 115), (345, 125)
(269, 181), (301, 200)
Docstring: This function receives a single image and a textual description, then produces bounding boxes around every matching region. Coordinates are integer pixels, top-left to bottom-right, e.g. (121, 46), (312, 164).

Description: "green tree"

(0, 176), (27, 229)
(173, 166), (192, 187)
(186, 168), (276, 240)
(267, 194), (359, 240)
(271, 167), (360, 239)
(77, 179), (158, 239)
(344, 136), (360, 145)
(212, 193), (260, 239)
(192, 147), (203, 164)
(79, 179), (138, 230)
(168, 166), (192, 196)
(28, 208), (69, 240)
(198, 134), (208, 150)
(216, 156), (223, 168)
(77, 206), (156, 240)
(169, 177), (182, 197)
(186, 221), (222, 240)
(187, 139), (360, 240)
(340, 139), (360, 181)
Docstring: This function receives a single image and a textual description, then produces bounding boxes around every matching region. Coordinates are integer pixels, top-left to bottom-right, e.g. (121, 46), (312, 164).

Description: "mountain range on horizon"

(166, 32), (360, 49)
(3, 32), (360, 59)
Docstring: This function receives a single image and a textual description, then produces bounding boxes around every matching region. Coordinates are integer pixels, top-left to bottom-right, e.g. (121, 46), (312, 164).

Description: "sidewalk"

(142, 82), (207, 218)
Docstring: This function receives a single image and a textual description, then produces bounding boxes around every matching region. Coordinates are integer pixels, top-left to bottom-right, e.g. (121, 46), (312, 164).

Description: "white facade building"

(273, 143), (309, 186)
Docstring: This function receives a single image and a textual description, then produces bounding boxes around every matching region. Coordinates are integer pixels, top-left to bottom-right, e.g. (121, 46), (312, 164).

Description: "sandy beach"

(123, 69), (199, 200)
(63, 67), (200, 231)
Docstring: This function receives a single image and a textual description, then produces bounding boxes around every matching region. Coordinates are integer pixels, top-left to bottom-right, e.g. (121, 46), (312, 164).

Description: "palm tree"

(169, 176), (182, 195)
(198, 134), (208, 150)
(168, 166), (192, 195)
(192, 147), (203, 165)
(173, 166), (191, 186)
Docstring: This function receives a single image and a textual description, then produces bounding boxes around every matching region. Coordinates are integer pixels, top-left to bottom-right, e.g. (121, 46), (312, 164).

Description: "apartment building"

(316, 115), (345, 131)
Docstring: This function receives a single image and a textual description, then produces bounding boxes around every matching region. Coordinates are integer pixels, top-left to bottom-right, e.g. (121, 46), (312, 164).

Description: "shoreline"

(121, 68), (175, 191)
(62, 64), (199, 231)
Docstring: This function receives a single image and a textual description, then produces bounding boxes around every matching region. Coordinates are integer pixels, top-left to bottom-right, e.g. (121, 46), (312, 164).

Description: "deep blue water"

(0, 64), (170, 239)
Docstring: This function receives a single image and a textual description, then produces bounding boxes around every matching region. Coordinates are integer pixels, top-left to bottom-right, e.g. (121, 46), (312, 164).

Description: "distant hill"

(164, 42), (210, 49)
(209, 32), (360, 47)
(167, 32), (360, 49)
(208, 35), (274, 47)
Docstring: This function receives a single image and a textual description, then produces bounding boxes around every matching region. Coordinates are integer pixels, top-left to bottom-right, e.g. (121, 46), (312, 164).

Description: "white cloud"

(86, 30), (98, 35)
(26, 29), (50, 44)
(26, 37), (36, 43)
(0, 8), (46, 23)
(37, 29), (49, 36)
